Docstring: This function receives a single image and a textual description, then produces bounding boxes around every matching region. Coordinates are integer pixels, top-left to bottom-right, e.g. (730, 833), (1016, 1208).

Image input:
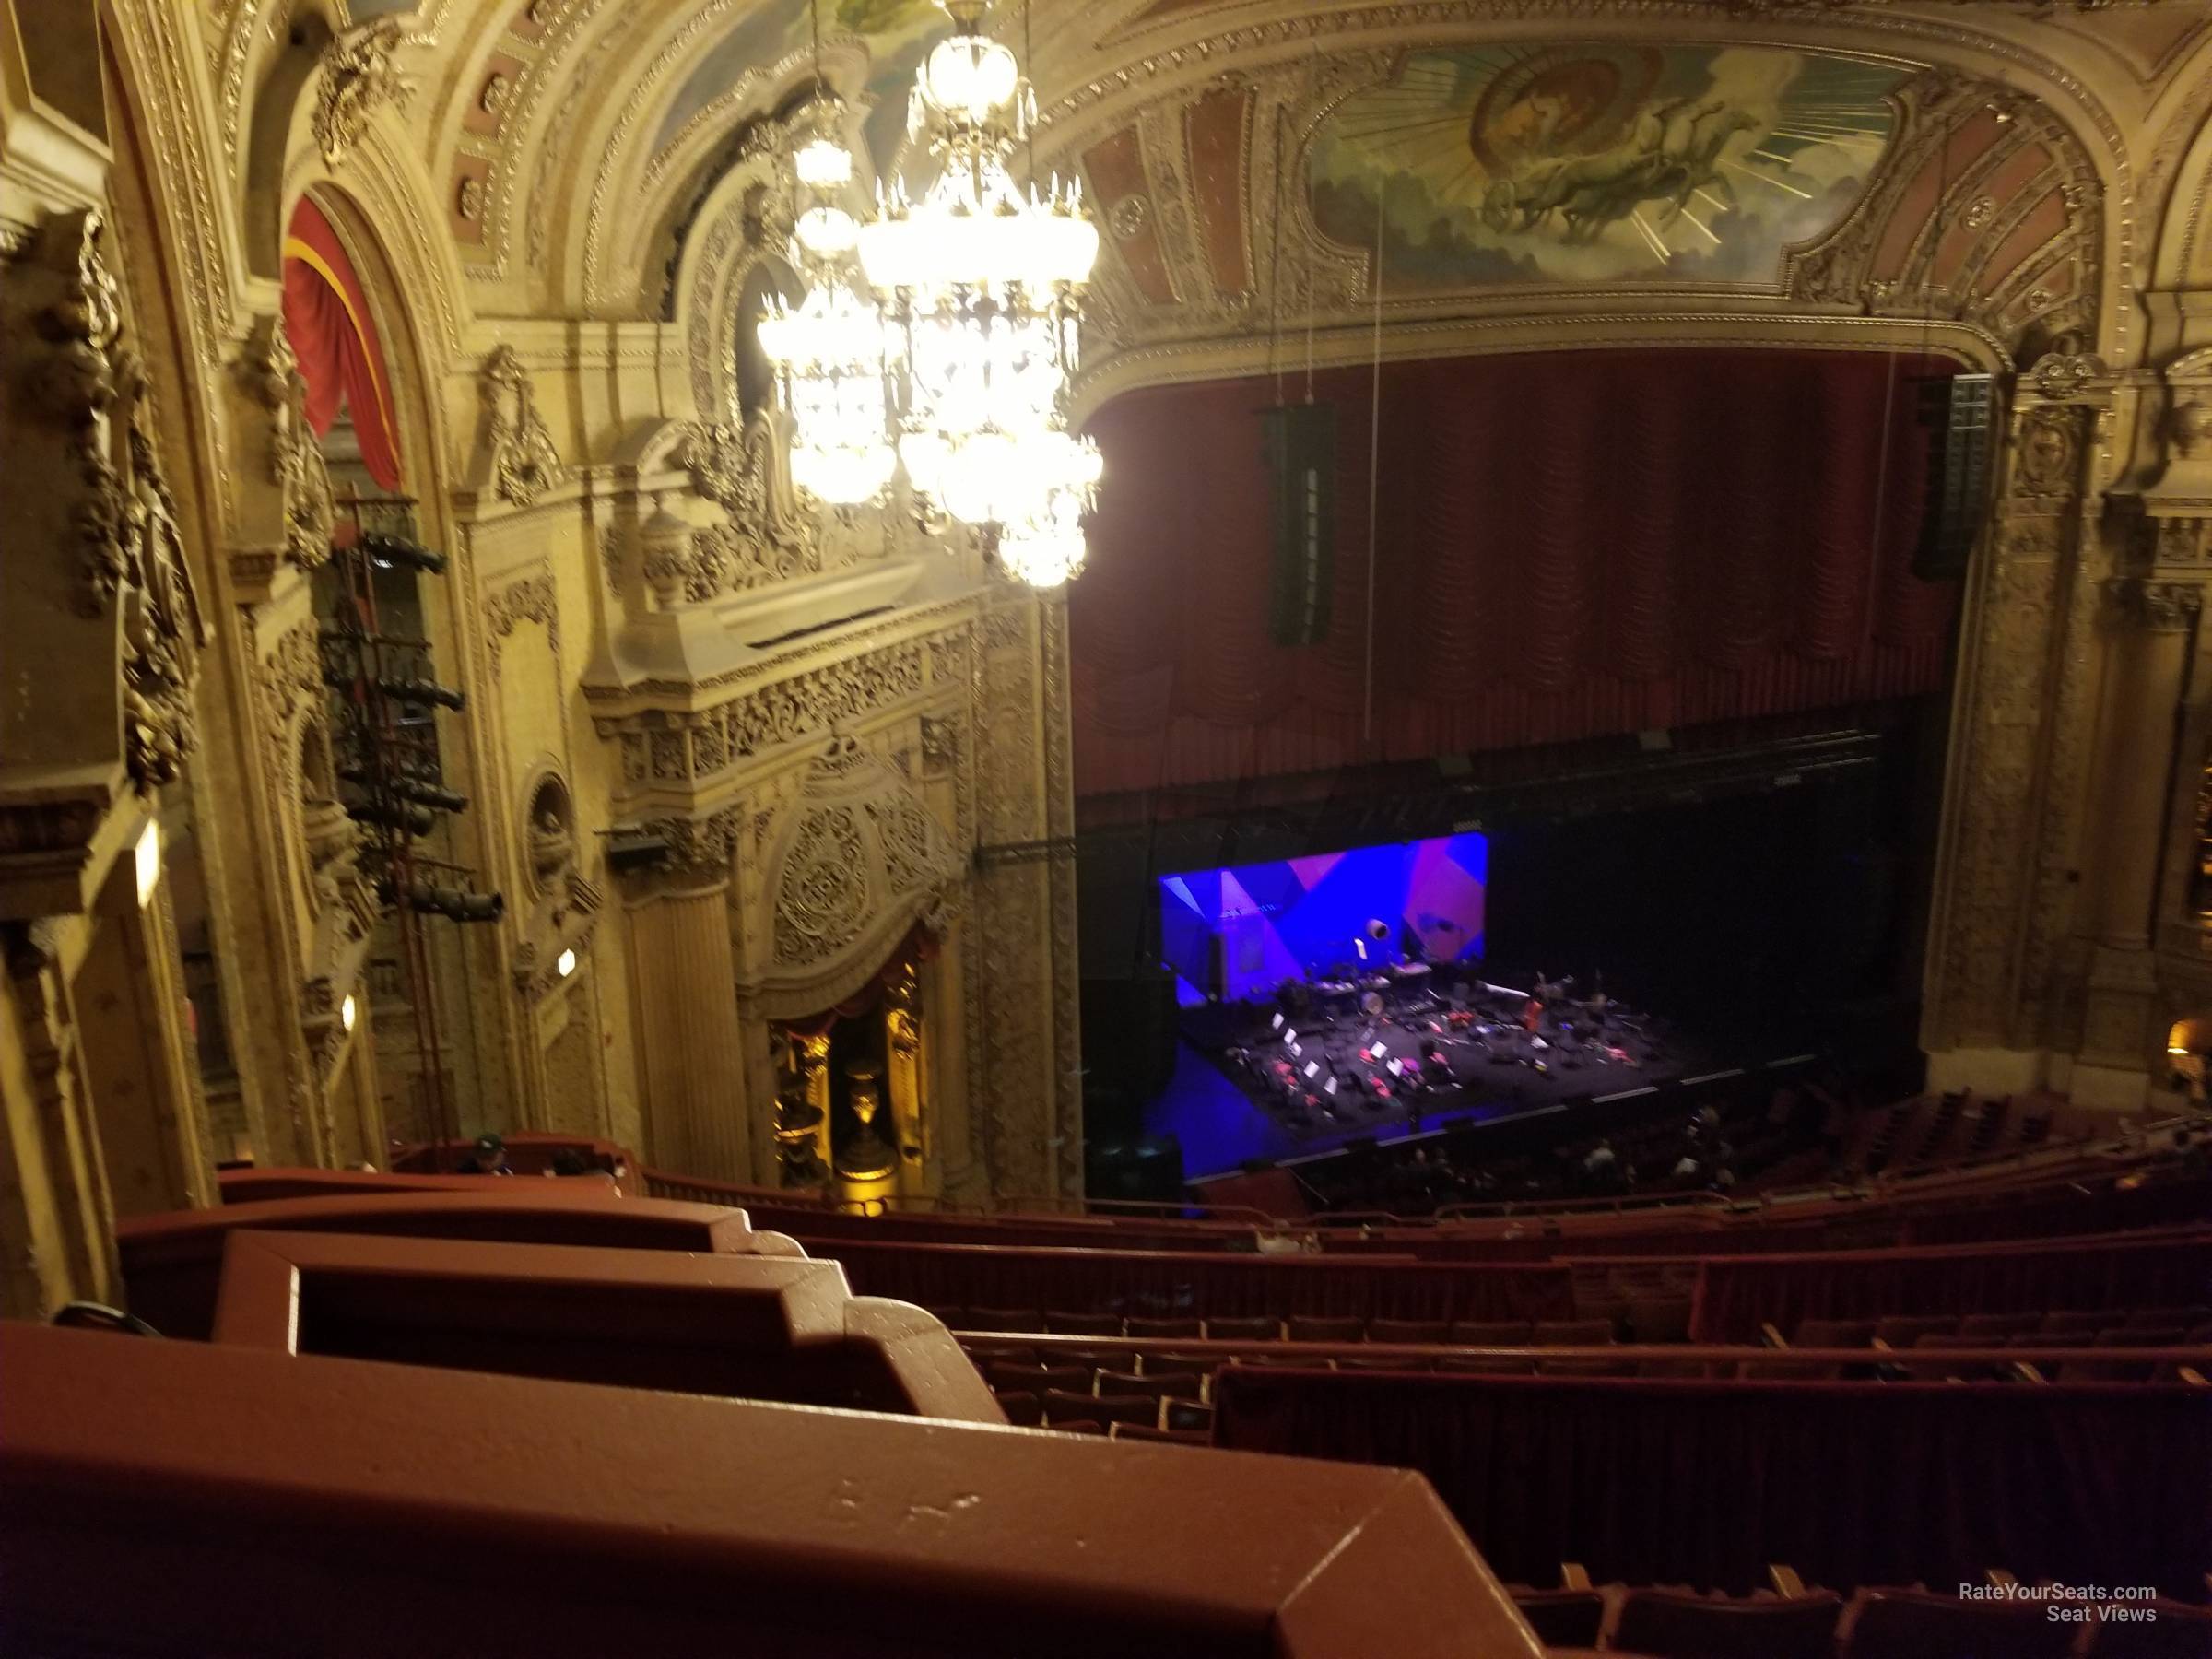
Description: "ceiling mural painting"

(1310, 44), (1912, 289)
(652, 0), (949, 179)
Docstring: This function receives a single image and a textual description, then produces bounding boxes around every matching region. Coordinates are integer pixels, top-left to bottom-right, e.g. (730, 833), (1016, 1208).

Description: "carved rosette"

(760, 740), (965, 985)
(479, 345), (564, 507)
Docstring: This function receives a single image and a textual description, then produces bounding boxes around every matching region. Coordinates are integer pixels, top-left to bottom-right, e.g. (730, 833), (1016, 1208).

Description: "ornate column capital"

(2103, 578), (2204, 634)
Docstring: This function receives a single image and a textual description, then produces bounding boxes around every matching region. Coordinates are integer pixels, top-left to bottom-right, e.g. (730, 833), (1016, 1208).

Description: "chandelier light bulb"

(921, 34), (1019, 126)
(794, 204), (859, 259)
(794, 135), (854, 188)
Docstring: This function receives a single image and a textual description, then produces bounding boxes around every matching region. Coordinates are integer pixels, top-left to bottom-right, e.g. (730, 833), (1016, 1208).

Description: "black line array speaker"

(1261, 401), (1336, 646)
(1912, 371), (1997, 582)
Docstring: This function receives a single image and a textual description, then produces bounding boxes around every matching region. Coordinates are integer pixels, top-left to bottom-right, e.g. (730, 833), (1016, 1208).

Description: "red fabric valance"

(282, 196), (404, 491)
(1071, 349), (1960, 799)
(777, 923), (939, 1039)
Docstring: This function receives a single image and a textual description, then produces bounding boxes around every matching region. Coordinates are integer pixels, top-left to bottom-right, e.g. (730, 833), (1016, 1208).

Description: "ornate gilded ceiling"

(187, 1), (2212, 378)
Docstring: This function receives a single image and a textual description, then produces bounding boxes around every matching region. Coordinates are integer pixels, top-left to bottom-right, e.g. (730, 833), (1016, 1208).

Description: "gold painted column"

(883, 959), (924, 1177)
(2075, 580), (2202, 1107)
(626, 877), (755, 1183)
(794, 1029), (833, 1176)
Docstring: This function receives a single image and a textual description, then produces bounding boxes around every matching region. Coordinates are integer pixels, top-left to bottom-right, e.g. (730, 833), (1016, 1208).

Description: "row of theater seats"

(1781, 1306), (2212, 1344)
(936, 1308), (1632, 1344)
(1771, 1307), (2212, 1382)
(1508, 1566), (2212, 1657)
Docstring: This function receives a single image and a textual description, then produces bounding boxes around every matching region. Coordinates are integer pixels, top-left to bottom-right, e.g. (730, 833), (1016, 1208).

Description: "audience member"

(456, 1133), (513, 1176)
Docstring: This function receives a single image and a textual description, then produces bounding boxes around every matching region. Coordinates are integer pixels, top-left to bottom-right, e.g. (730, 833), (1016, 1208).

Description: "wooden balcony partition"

(1688, 1227), (2212, 1342)
(1213, 1366), (2212, 1599)
(0, 1324), (1543, 1659)
(206, 1229), (999, 1423)
(217, 1166), (618, 1204)
(122, 1189), (790, 1339)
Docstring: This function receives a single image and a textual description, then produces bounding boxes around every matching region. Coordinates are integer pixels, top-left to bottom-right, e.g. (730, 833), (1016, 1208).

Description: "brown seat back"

(1509, 1588), (1605, 1648)
(1045, 1311), (1124, 1336)
(1368, 1318), (1449, 1344)
(1286, 1315), (1366, 1344)
(1843, 1589), (2077, 1659)
(1449, 1321), (1532, 1346)
(1125, 1315), (1204, 1338)
(2086, 1598), (2212, 1658)
(1615, 1588), (1842, 1659)
(1206, 1315), (1283, 1341)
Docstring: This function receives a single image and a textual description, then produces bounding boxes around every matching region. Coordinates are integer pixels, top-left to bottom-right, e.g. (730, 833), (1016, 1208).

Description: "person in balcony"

(456, 1133), (513, 1176)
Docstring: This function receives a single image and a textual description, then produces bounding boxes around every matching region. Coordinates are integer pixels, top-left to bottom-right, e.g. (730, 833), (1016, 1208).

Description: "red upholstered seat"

(1124, 1316), (1203, 1339)
(1045, 1311), (1123, 1336)
(1205, 1315), (1282, 1341)
(1367, 1318), (1449, 1344)
(994, 1391), (1042, 1426)
(1285, 1314), (1366, 1343)
(964, 1307), (1043, 1334)
(1449, 1321), (1532, 1346)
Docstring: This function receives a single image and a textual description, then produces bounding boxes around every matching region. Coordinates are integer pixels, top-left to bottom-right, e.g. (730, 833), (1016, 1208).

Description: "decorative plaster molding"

(478, 344), (564, 507)
(314, 18), (413, 169)
(238, 315), (337, 573)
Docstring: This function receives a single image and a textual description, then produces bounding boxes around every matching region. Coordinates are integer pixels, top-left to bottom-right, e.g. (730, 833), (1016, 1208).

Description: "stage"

(1153, 971), (1702, 1179)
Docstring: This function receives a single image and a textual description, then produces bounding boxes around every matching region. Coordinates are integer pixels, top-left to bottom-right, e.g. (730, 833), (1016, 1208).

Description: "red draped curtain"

(281, 196), (405, 491)
(1071, 349), (1959, 800)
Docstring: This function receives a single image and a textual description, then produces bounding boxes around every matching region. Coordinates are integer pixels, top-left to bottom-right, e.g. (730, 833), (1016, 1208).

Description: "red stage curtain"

(1213, 1370), (2212, 1597)
(282, 197), (404, 491)
(1072, 349), (1959, 799)
(1686, 1230), (2212, 1343)
(818, 1239), (1575, 1324)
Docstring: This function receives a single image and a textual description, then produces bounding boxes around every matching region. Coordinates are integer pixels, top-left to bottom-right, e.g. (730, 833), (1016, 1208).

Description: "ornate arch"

(746, 737), (965, 1022)
(665, 110), (811, 431)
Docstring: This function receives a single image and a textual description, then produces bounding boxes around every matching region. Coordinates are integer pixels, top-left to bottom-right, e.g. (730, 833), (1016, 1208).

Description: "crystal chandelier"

(757, 120), (896, 506)
(855, 0), (1101, 585)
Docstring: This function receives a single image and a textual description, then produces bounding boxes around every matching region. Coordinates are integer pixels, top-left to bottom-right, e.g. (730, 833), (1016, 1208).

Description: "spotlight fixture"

(398, 882), (505, 924)
(356, 531), (449, 574)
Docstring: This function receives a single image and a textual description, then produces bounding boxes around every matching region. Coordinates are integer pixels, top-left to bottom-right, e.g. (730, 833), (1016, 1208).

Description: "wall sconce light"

(341, 993), (358, 1033)
(556, 947), (577, 980)
(134, 819), (161, 909)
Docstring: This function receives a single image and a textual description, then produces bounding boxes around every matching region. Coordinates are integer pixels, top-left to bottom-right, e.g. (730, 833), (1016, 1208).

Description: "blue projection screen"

(1159, 832), (1488, 1003)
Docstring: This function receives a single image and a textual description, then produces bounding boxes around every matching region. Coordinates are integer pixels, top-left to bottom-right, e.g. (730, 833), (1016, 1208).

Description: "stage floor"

(1148, 991), (1703, 1179)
